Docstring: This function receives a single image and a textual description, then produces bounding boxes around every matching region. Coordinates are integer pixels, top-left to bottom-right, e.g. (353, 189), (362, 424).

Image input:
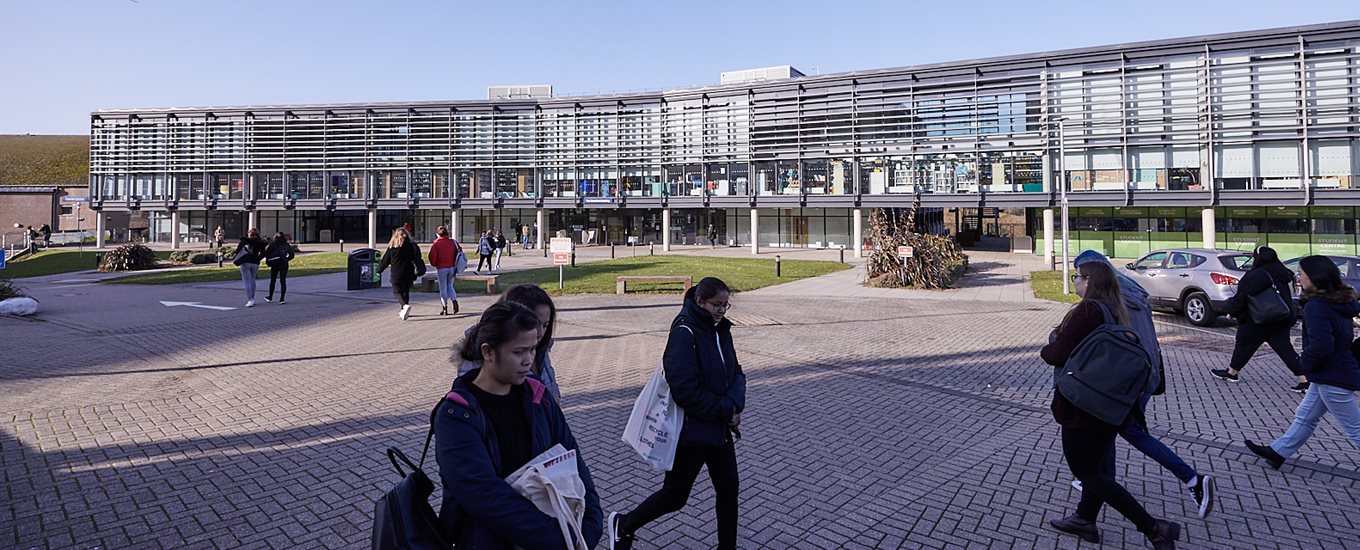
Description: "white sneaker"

(245, 300), (255, 308)
(399, 305), (410, 320)
(1071, 479), (1082, 492)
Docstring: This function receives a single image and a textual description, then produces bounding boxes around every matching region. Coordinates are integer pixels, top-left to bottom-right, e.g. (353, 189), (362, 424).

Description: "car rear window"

(1218, 254), (1253, 271)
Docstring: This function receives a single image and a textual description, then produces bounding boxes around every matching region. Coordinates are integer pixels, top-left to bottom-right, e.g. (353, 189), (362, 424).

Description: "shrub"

(190, 253), (218, 264)
(167, 250), (192, 264)
(0, 278), (25, 301)
(98, 243), (159, 272)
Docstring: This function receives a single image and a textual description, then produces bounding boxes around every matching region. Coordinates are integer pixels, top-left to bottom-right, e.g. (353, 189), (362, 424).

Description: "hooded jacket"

(434, 371), (603, 549)
(1225, 260), (1297, 325)
(1074, 250), (1163, 389)
(1298, 288), (1360, 391)
(665, 292), (747, 447)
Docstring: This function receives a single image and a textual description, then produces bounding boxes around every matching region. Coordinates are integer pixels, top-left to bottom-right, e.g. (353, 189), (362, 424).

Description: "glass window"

(1167, 252), (1204, 269)
(1135, 252), (1167, 270)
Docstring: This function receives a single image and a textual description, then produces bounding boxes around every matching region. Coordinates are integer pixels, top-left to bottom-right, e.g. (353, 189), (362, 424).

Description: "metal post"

(840, 247), (845, 264)
(1059, 119), (1071, 295)
(611, 244), (615, 258)
(340, 239), (345, 253)
(775, 255), (781, 277)
(570, 251), (576, 267)
(75, 202), (83, 256)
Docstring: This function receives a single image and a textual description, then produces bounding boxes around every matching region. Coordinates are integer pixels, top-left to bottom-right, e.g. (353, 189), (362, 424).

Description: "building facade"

(88, 21), (1360, 257)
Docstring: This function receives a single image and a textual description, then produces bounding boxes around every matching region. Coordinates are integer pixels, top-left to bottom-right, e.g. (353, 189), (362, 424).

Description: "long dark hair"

(270, 232), (287, 249)
(1251, 245), (1281, 270)
(1060, 261), (1130, 329)
(458, 302), (540, 362)
(684, 276), (731, 304)
(499, 284), (556, 368)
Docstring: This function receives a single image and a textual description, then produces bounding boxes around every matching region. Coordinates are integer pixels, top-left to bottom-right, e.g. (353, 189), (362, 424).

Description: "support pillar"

(852, 208), (863, 259)
(367, 208), (377, 250)
(750, 208), (759, 255)
(170, 210), (181, 250)
(1043, 208), (1055, 268)
(247, 210), (258, 232)
(661, 208), (671, 252)
(1201, 207), (1216, 249)
(535, 208), (545, 250)
(451, 210), (460, 243)
(95, 213), (106, 249)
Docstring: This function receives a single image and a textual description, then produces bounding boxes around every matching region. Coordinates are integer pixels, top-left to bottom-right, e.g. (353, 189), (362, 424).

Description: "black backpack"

(1054, 302), (1154, 426)
(372, 404), (449, 550)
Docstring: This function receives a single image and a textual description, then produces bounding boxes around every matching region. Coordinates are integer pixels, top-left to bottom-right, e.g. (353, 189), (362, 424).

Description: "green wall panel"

(1314, 235), (1358, 256)
(1222, 233), (1265, 252)
(1267, 233), (1312, 259)
(1076, 232), (1115, 256)
(1114, 232), (1151, 258)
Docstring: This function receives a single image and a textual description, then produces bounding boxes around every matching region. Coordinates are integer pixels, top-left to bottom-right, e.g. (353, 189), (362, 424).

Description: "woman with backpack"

(232, 228), (268, 308)
(377, 228), (422, 321)
(1246, 256), (1360, 469)
(1214, 245), (1308, 393)
(436, 302), (603, 549)
(427, 226), (463, 316)
(263, 231), (294, 304)
(457, 284), (561, 401)
(608, 277), (746, 550)
(1042, 260), (1181, 549)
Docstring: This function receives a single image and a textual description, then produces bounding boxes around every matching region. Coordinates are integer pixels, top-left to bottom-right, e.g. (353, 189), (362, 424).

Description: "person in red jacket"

(427, 225), (464, 316)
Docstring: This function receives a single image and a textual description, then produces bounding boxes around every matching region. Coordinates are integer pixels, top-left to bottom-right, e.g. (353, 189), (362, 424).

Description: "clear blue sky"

(2, 0), (1356, 135)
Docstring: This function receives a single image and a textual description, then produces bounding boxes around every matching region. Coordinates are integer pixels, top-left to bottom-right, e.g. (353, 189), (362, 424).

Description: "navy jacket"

(378, 241), (420, 285)
(1225, 261), (1297, 325)
(1298, 289), (1360, 391)
(664, 298), (747, 446)
(434, 372), (603, 549)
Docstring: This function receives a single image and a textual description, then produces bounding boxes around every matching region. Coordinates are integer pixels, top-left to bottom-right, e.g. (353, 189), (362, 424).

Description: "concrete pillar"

(367, 208), (377, 249)
(662, 208), (671, 252)
(96, 213), (106, 249)
(852, 208), (863, 259)
(170, 210), (181, 250)
(535, 208), (545, 250)
(1201, 207), (1216, 249)
(451, 210), (460, 243)
(247, 210), (258, 232)
(750, 208), (759, 255)
(1043, 208), (1055, 268)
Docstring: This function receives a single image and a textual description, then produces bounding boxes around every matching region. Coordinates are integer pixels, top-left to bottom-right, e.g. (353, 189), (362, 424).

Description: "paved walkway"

(2, 250), (1357, 549)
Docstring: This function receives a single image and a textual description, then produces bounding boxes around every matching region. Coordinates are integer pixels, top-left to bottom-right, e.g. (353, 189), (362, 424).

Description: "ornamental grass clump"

(98, 243), (159, 272)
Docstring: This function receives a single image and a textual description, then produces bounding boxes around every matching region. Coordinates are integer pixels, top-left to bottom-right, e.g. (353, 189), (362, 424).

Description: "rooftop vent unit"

(719, 66), (805, 85)
(487, 85), (553, 100)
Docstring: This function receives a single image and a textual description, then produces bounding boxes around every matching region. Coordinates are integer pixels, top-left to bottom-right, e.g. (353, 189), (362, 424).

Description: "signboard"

(60, 196), (90, 203)
(549, 237), (573, 254)
(0, 249), (6, 270)
(1149, 207), (1186, 218)
(897, 246), (913, 258)
(1268, 206), (1307, 218)
(553, 252), (570, 266)
(1311, 206), (1355, 219)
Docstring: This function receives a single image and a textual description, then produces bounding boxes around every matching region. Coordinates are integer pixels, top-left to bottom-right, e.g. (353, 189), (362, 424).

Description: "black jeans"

(476, 254), (492, 271)
(1062, 426), (1156, 533)
(267, 263), (288, 300)
(622, 442), (739, 549)
(1229, 320), (1302, 376)
(392, 283), (411, 306)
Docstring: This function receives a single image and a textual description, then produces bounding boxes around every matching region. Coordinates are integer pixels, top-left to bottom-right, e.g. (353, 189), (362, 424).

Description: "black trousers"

(476, 254), (492, 271)
(623, 442), (739, 549)
(267, 263), (288, 300)
(1229, 320), (1302, 376)
(1062, 426), (1156, 533)
(392, 283), (411, 306)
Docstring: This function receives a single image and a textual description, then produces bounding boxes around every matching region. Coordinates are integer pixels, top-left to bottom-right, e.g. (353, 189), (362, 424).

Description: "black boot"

(452, 300), (459, 314)
(1245, 440), (1286, 470)
(1048, 515), (1100, 543)
(1143, 519), (1181, 550)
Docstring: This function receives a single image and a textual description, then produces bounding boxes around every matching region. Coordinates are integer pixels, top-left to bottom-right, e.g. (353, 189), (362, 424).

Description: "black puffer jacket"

(233, 236), (268, 265)
(377, 241), (420, 285)
(1225, 260), (1297, 325)
(663, 292), (746, 447)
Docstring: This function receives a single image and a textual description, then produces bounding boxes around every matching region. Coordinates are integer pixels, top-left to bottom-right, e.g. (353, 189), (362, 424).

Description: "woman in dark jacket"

(609, 277), (746, 550)
(377, 228), (420, 320)
(232, 228), (268, 307)
(1042, 261), (1181, 549)
(1214, 246), (1308, 392)
(1246, 256), (1360, 469)
(263, 231), (294, 304)
(436, 302), (603, 549)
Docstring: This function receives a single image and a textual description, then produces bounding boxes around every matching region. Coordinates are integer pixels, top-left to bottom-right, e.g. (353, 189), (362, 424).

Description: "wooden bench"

(419, 273), (499, 293)
(616, 275), (692, 295)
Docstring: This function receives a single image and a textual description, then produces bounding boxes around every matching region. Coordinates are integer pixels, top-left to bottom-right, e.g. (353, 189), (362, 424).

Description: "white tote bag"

(622, 362), (686, 472)
(506, 444), (589, 550)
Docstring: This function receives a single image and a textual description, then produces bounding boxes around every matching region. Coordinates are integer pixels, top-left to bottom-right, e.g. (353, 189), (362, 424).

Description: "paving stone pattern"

(2, 261), (1358, 549)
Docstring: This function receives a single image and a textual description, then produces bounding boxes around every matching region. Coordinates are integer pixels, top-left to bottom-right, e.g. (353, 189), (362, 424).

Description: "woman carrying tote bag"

(608, 277), (746, 550)
(1214, 246), (1307, 392)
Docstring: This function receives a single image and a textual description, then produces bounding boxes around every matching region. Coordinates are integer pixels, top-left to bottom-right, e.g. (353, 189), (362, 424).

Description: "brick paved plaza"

(3, 252), (1358, 549)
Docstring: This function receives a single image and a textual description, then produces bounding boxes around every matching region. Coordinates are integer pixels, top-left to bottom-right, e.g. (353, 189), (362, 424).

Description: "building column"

(662, 208), (671, 252)
(852, 208), (863, 258)
(750, 208), (759, 254)
(1201, 207), (1215, 249)
(1043, 208), (1055, 268)
(367, 208), (377, 249)
(170, 210), (181, 250)
(95, 213), (106, 249)
(246, 210), (258, 232)
(535, 208), (545, 250)
(450, 210), (460, 243)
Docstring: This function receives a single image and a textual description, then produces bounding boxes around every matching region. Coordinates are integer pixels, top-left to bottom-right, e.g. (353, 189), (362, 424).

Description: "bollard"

(650, 242), (654, 256)
(611, 244), (615, 259)
(776, 255), (781, 277)
(570, 251), (576, 267)
(840, 247), (845, 264)
(339, 239), (345, 253)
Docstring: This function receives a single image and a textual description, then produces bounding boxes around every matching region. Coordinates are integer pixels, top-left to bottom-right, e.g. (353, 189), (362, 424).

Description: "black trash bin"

(347, 248), (383, 290)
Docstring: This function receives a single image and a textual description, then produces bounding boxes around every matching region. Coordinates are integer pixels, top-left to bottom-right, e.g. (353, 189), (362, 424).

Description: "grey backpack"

(1054, 302), (1154, 426)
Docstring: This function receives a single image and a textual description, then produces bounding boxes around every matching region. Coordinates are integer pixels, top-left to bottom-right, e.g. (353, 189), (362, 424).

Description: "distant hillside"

(0, 135), (89, 185)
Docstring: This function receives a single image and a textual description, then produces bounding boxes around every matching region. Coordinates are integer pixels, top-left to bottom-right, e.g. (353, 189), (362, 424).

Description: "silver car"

(1122, 248), (1254, 327)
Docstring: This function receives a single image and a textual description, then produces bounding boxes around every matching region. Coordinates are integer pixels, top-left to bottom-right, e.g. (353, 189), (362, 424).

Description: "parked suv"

(1123, 248), (1254, 326)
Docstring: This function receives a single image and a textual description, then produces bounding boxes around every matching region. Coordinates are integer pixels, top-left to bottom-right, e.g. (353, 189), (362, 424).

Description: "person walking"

(707, 224), (718, 248)
(1213, 245), (1308, 392)
(1245, 256), (1360, 469)
(427, 225), (463, 316)
(377, 228), (422, 320)
(475, 230), (494, 274)
(1072, 251), (1215, 518)
(232, 228), (268, 307)
(522, 223), (532, 249)
(609, 277), (747, 550)
(494, 229), (508, 269)
(39, 224), (51, 248)
(1042, 260), (1182, 548)
(436, 302), (603, 549)
(458, 284), (561, 401)
(263, 231), (294, 304)
(213, 225), (225, 248)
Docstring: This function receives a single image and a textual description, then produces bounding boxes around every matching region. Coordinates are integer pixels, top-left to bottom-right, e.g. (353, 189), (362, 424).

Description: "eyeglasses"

(702, 299), (733, 311)
(1069, 274), (1089, 282)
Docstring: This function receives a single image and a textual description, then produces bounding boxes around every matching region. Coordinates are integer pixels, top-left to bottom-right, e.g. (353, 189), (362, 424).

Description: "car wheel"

(1183, 292), (1217, 327)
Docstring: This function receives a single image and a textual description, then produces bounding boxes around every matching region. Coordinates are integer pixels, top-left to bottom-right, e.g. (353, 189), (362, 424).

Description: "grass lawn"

(1029, 270), (1080, 304)
(1, 249), (171, 279)
(105, 252), (349, 285)
(478, 255), (850, 296)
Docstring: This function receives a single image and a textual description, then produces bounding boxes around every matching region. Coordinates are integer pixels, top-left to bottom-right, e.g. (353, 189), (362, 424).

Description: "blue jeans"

(436, 267), (457, 306)
(240, 263), (258, 300)
(1112, 393), (1198, 484)
(1271, 383), (1360, 457)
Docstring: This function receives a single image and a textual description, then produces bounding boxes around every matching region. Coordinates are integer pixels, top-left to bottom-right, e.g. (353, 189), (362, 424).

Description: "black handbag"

(1247, 275), (1294, 324)
(372, 405), (449, 550)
